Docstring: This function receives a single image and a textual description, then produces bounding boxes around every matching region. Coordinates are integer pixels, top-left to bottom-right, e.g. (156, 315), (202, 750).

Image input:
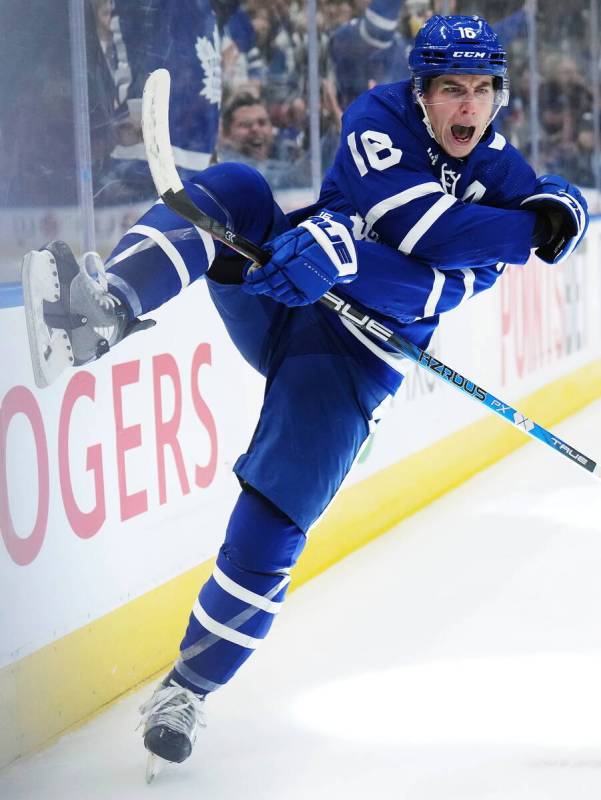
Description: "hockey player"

(21, 14), (588, 779)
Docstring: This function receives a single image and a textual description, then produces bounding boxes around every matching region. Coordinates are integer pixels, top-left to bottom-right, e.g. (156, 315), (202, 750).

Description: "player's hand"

(243, 211), (357, 306)
(522, 174), (588, 264)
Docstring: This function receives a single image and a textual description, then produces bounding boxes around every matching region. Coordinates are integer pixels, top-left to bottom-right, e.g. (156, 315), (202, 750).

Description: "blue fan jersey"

(114, 0), (226, 174)
(312, 80), (538, 327)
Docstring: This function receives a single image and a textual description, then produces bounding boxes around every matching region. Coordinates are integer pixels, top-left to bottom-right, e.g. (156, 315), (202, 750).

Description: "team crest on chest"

(440, 163), (461, 196)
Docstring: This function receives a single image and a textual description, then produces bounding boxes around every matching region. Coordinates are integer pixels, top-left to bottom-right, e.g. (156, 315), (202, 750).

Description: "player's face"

(422, 74), (495, 157)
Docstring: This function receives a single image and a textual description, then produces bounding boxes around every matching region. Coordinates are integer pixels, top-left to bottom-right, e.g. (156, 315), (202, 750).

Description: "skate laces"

(139, 681), (207, 741)
(82, 251), (118, 312)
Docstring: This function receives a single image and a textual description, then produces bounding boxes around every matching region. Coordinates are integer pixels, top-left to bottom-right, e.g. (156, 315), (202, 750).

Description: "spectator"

(539, 55), (592, 151)
(327, 0), (410, 111)
(401, 0), (433, 40)
(218, 92), (309, 188)
(107, 0), (240, 186)
(272, 96), (308, 162)
(220, 92), (275, 161)
(248, 6), (301, 104)
(92, 0), (116, 66)
(567, 119), (597, 187)
(222, 6), (266, 92)
(91, 0), (131, 105)
(320, 76), (344, 169)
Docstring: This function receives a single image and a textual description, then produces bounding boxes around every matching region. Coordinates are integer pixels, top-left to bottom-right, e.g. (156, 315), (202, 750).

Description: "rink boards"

(1, 218), (601, 767)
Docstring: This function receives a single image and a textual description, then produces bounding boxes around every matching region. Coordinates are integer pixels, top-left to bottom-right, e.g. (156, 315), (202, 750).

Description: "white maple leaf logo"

(195, 29), (222, 106)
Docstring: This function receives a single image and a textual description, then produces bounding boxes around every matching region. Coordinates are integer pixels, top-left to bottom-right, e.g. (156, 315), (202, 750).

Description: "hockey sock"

(173, 488), (306, 695)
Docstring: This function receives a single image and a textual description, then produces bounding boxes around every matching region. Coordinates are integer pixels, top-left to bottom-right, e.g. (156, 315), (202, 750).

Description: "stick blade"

(142, 68), (184, 198)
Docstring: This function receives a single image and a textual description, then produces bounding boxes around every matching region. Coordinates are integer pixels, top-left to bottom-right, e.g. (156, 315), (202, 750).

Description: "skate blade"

(21, 250), (73, 388)
(145, 752), (169, 784)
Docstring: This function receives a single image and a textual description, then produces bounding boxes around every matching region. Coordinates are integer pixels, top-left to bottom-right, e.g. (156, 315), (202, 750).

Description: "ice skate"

(139, 674), (206, 783)
(21, 240), (153, 388)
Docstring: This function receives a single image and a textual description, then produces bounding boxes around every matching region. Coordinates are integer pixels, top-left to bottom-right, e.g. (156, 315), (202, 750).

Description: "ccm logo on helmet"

(453, 51), (486, 58)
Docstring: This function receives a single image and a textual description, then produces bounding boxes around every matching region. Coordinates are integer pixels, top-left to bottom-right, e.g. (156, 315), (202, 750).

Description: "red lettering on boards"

(0, 387), (49, 565)
(113, 360), (148, 521)
(58, 371), (106, 538)
(191, 344), (218, 489)
(153, 353), (190, 505)
(1, 343), (219, 565)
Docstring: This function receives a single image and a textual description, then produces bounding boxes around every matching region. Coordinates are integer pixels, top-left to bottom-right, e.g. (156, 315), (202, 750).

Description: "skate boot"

(22, 240), (154, 388)
(139, 672), (206, 783)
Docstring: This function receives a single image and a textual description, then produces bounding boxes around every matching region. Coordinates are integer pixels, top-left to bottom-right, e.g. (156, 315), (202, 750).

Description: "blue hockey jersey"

(310, 80), (539, 329)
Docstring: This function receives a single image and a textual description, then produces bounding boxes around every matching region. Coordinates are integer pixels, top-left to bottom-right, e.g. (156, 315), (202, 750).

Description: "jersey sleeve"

(475, 138), (538, 209)
(334, 98), (538, 270)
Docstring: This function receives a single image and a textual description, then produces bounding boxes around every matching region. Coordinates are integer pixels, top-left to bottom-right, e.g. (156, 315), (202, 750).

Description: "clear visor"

(416, 80), (509, 121)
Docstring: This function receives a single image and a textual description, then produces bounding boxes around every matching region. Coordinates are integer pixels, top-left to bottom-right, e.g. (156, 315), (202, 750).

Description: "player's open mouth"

(451, 124), (475, 144)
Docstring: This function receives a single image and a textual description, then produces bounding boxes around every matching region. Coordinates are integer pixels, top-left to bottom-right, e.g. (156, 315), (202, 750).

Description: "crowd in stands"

(1, 0), (599, 210)
(492, 0), (597, 186)
(99, 0), (601, 197)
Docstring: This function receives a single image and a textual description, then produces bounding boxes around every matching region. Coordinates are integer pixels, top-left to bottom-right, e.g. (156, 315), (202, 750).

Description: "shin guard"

(174, 489), (306, 694)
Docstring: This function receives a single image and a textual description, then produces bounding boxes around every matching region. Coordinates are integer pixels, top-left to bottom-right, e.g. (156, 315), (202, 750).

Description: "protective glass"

(418, 83), (508, 107)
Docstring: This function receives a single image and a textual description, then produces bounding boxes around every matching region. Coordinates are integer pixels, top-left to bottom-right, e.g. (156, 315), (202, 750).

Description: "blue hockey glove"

(521, 174), (589, 264)
(243, 210), (358, 306)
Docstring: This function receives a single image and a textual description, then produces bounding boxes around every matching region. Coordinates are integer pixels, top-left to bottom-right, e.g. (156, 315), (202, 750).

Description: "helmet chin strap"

(415, 92), (437, 142)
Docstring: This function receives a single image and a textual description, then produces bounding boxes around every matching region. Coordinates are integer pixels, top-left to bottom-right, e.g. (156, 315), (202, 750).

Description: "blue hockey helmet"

(409, 15), (509, 99)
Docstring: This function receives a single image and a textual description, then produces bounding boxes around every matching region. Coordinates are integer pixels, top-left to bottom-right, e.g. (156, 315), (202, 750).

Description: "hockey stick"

(142, 68), (599, 479)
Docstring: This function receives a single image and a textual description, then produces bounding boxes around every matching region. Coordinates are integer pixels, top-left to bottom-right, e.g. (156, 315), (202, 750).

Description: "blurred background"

(0, 0), (599, 298)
